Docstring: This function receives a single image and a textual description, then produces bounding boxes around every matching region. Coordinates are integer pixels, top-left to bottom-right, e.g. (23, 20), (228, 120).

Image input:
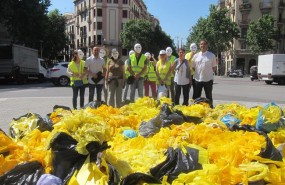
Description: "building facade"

(64, 0), (157, 60)
(219, 0), (285, 75)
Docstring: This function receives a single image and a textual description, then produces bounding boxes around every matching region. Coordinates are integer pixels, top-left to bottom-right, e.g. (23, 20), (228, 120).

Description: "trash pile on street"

(0, 97), (285, 185)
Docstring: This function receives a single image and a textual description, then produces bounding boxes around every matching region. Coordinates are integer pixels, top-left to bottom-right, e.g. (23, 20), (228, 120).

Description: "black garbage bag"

(108, 163), (120, 185)
(150, 147), (202, 183)
(86, 141), (110, 163)
(53, 105), (71, 111)
(139, 115), (162, 137)
(83, 100), (106, 109)
(230, 124), (282, 161)
(0, 161), (44, 185)
(120, 172), (161, 185)
(160, 104), (185, 127)
(9, 113), (53, 139)
(193, 97), (213, 108)
(50, 132), (86, 184)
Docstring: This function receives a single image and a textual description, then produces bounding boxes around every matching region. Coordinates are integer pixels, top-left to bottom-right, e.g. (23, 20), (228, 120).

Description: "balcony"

(239, 3), (252, 12)
(260, 2), (273, 13)
(77, 6), (87, 15)
(76, 22), (80, 27)
(279, 1), (285, 10)
(80, 33), (87, 38)
(87, 18), (92, 24)
(67, 32), (75, 36)
(277, 18), (285, 26)
(238, 19), (251, 27)
(79, 43), (87, 48)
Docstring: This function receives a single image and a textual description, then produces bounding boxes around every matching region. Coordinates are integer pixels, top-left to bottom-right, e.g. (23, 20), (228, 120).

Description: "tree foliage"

(43, 9), (67, 60)
(1, 0), (51, 49)
(246, 14), (276, 54)
(120, 19), (175, 56)
(186, 5), (239, 55)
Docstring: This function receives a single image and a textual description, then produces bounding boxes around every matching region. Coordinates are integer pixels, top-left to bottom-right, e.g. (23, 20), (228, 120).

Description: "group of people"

(67, 39), (217, 110)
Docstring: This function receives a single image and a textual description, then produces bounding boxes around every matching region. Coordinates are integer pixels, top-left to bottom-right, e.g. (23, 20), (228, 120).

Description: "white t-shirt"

(192, 51), (216, 82)
(174, 62), (190, 85)
(85, 55), (105, 84)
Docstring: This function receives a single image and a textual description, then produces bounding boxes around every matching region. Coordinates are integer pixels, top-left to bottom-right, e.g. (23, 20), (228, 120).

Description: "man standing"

(192, 40), (217, 107)
(166, 47), (176, 102)
(185, 43), (197, 99)
(128, 43), (148, 102)
(85, 46), (106, 102)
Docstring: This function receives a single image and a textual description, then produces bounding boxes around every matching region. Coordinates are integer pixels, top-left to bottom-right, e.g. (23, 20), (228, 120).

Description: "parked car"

(48, 62), (70, 86)
(228, 69), (243, 78)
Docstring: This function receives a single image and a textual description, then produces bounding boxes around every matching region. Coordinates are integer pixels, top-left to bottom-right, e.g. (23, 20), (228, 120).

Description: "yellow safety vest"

(168, 55), (176, 77)
(68, 60), (88, 86)
(185, 52), (195, 75)
(146, 61), (157, 82)
(130, 53), (146, 75)
(157, 60), (171, 85)
(124, 59), (130, 78)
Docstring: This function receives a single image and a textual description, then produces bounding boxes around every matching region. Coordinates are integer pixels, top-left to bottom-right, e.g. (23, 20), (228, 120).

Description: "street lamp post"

(40, 40), (43, 58)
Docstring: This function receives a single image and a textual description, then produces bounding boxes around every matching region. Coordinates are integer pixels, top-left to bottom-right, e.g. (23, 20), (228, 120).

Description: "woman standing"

(156, 50), (172, 98)
(173, 48), (192, 106)
(67, 50), (88, 109)
(144, 52), (157, 98)
(105, 49), (125, 108)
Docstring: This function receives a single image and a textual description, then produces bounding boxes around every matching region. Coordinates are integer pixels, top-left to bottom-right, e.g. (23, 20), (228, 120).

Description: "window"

(114, 0), (118, 3)
(123, 0), (128, 4)
(97, 22), (102, 30)
(107, 0), (111, 3)
(93, 9), (96, 17)
(93, 22), (96, 30)
(97, 35), (102, 45)
(122, 10), (128, 18)
(240, 28), (247, 38)
(97, 0), (102, 2)
(97, 8), (102, 17)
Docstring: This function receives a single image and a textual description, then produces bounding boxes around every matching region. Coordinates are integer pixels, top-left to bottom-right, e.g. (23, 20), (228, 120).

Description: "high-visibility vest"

(124, 59), (130, 78)
(130, 53), (146, 75)
(68, 60), (88, 86)
(156, 60), (171, 85)
(168, 55), (176, 77)
(185, 52), (195, 75)
(146, 61), (157, 82)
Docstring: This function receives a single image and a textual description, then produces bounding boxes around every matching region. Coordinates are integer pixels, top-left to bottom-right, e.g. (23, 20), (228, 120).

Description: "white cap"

(159, 50), (166, 55)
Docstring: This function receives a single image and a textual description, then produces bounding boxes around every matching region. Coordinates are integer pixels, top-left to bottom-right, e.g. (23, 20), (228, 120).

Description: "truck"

(0, 44), (46, 84)
(257, 54), (285, 85)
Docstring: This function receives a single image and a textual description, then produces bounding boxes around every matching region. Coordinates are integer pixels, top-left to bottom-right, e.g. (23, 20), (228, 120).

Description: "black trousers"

(72, 85), (86, 109)
(89, 84), (104, 102)
(174, 83), (190, 106)
(193, 80), (213, 105)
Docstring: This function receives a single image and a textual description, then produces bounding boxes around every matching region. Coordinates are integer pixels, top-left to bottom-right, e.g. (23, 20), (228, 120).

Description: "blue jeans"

(89, 84), (103, 102)
(130, 78), (144, 102)
(72, 85), (86, 109)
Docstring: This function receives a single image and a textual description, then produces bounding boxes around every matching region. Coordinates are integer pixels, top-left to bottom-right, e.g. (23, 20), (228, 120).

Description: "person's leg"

(116, 79), (123, 107)
(103, 83), (108, 103)
(108, 80), (116, 107)
(182, 84), (190, 106)
(79, 86), (86, 108)
(174, 82), (181, 105)
(88, 84), (95, 102)
(191, 75), (196, 99)
(150, 81), (157, 98)
(96, 84), (103, 102)
(72, 86), (79, 109)
(123, 84), (129, 102)
(170, 77), (175, 102)
(193, 81), (203, 100)
(129, 82), (136, 102)
(204, 80), (214, 107)
(144, 80), (150, 97)
(137, 78), (144, 98)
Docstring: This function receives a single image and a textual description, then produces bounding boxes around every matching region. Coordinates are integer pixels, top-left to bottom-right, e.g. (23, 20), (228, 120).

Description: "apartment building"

(64, 0), (158, 60)
(219, 0), (285, 75)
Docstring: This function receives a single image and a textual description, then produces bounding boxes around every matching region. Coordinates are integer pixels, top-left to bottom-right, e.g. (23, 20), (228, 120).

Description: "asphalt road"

(0, 76), (284, 134)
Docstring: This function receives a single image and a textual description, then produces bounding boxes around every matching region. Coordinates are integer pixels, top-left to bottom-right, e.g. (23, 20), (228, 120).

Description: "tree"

(2, 0), (51, 49)
(120, 19), (175, 56)
(43, 9), (67, 60)
(246, 15), (276, 54)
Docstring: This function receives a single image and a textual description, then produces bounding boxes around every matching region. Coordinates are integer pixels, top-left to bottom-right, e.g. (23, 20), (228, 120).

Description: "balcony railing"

(260, 2), (273, 9)
(77, 6), (88, 15)
(279, 1), (285, 9)
(80, 33), (87, 38)
(239, 3), (252, 11)
(79, 43), (87, 48)
(238, 19), (251, 26)
(277, 18), (285, 26)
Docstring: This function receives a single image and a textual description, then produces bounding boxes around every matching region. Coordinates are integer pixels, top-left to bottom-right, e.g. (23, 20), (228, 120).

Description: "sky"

(48, 0), (217, 47)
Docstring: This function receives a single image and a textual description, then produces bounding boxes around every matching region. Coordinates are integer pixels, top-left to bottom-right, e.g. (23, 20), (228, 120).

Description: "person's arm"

(156, 62), (162, 84)
(136, 59), (148, 78)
